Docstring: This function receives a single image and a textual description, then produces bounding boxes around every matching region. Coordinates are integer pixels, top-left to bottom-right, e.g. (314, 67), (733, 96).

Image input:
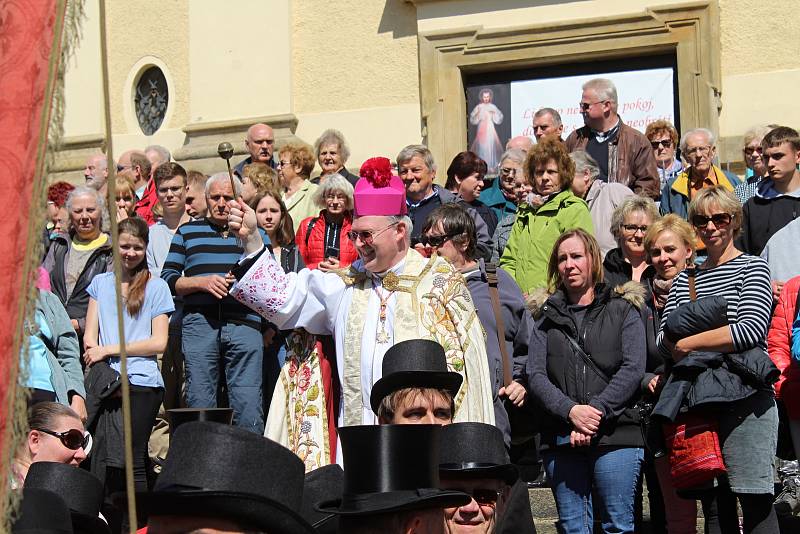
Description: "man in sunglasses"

(228, 156), (495, 466)
(565, 78), (660, 199)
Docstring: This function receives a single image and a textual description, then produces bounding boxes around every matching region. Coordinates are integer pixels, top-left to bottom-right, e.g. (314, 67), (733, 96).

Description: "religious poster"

(465, 83), (511, 175)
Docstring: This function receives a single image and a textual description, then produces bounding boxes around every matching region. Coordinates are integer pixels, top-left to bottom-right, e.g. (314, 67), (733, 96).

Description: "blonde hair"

(687, 186), (744, 238)
(243, 162), (278, 194)
(644, 214), (697, 262)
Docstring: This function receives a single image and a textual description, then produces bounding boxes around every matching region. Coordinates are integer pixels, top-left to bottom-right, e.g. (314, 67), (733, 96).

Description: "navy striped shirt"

(161, 218), (270, 325)
(657, 254), (772, 355)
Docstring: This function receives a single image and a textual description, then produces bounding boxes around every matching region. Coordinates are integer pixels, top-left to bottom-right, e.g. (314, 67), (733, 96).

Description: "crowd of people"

(14, 76), (800, 534)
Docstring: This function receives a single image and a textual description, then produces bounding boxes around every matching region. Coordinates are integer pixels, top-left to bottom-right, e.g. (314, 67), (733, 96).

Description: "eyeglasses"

(691, 213), (733, 229)
(346, 222), (399, 246)
(34, 428), (91, 451)
(685, 145), (713, 157)
(650, 140), (672, 149)
(744, 146), (763, 156)
(578, 100), (606, 111)
(277, 160), (291, 168)
(622, 224), (649, 235)
(449, 488), (503, 508)
(500, 167), (518, 177)
(421, 232), (461, 248)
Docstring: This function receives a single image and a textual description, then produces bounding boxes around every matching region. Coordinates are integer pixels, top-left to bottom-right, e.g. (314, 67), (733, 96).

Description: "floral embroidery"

(230, 253), (291, 321)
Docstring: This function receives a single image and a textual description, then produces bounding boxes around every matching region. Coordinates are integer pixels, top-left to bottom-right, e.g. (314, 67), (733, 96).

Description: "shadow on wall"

(408, 0), (591, 20)
(378, 0), (420, 39)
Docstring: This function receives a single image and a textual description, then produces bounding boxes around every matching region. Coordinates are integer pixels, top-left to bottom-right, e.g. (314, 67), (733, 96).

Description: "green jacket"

(499, 189), (594, 293)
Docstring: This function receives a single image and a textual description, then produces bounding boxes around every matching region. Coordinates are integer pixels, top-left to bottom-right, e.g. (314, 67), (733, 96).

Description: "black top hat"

(369, 339), (463, 414)
(167, 407), (233, 434)
(317, 424), (470, 515)
(24, 462), (110, 534)
(12, 488), (73, 534)
(438, 423), (518, 485)
(140, 421), (315, 534)
(302, 465), (343, 534)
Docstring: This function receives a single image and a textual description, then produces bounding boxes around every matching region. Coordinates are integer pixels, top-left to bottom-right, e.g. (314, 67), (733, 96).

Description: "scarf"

(651, 276), (673, 310)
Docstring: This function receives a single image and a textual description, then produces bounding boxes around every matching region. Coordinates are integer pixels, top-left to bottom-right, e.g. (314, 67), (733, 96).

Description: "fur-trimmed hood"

(526, 280), (645, 318)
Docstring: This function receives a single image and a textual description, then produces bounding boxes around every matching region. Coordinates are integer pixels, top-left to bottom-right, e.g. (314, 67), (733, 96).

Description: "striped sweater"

(161, 218), (270, 327)
(657, 254), (772, 354)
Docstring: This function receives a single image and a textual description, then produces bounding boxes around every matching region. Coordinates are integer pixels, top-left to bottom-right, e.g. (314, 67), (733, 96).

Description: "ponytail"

(118, 217), (151, 318)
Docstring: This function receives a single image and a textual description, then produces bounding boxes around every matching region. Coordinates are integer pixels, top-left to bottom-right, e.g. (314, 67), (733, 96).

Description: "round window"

(134, 66), (168, 135)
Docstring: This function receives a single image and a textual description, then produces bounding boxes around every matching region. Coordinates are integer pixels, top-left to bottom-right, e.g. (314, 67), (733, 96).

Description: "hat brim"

(439, 463), (519, 486)
(139, 490), (316, 534)
(316, 488), (470, 516)
(71, 512), (112, 534)
(369, 371), (463, 413)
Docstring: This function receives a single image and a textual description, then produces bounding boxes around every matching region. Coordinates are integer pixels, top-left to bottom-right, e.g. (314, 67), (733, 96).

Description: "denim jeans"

(543, 446), (644, 534)
(182, 312), (264, 433)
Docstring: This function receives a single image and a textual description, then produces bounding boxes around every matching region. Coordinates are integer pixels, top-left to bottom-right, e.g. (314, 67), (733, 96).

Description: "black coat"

(602, 247), (656, 291)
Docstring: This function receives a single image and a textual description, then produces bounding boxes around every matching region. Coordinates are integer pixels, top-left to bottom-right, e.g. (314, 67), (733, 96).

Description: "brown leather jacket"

(565, 119), (660, 199)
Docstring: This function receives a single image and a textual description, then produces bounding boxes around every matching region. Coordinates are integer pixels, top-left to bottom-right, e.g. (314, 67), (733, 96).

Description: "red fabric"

(295, 211), (358, 270)
(663, 413), (726, 490)
(0, 0), (64, 436)
(768, 275), (800, 418)
(134, 178), (158, 225)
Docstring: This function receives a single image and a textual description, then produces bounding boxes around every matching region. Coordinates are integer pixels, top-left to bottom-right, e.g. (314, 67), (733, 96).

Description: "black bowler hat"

(301, 465), (343, 534)
(369, 339), (463, 414)
(12, 488), (73, 534)
(317, 424), (470, 515)
(438, 423), (518, 485)
(141, 421), (315, 534)
(167, 407), (233, 434)
(24, 462), (110, 534)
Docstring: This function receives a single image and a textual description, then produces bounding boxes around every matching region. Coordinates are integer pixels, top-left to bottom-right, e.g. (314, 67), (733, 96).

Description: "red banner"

(0, 0), (67, 500)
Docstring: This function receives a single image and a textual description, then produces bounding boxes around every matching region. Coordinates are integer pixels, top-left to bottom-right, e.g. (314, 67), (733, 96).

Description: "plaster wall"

(62, 0), (103, 138)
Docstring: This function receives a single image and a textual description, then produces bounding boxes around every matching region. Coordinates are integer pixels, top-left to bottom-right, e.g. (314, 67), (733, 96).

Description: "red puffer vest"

(295, 210), (358, 270)
(767, 275), (800, 418)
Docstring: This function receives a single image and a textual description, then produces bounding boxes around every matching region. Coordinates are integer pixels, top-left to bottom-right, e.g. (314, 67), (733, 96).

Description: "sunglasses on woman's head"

(691, 213), (732, 229)
(35, 428), (91, 450)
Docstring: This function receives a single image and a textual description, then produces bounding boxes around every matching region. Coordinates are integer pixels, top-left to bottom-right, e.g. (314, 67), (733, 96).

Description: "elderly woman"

(603, 196), (660, 287)
(12, 402), (90, 488)
(570, 150), (633, 259)
(641, 215), (698, 534)
(481, 148), (527, 224)
(312, 128), (359, 186)
(734, 124), (772, 204)
(656, 186), (778, 533)
(500, 136), (593, 292)
(241, 162), (278, 206)
(278, 142), (319, 233)
(660, 128), (740, 222)
(42, 187), (112, 339)
(645, 120), (682, 194)
(445, 151), (499, 236)
(491, 164), (536, 263)
(528, 229), (646, 534)
(295, 174), (357, 271)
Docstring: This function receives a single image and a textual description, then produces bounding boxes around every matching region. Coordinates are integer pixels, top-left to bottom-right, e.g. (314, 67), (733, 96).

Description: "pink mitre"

(354, 157), (408, 217)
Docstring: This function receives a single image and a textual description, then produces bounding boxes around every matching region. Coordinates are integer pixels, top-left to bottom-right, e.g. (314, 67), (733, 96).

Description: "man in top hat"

(142, 421), (315, 534)
(317, 424), (470, 534)
(371, 341), (537, 534)
(227, 156), (494, 469)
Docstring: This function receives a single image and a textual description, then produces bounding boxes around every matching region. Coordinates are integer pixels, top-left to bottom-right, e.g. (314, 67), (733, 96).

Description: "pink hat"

(354, 157), (407, 217)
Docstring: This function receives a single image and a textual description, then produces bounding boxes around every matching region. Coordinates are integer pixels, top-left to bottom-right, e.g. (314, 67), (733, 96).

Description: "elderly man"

(396, 144), (494, 260)
(228, 157), (494, 463)
(505, 135), (533, 152)
(234, 123), (275, 177)
(570, 150), (633, 258)
(660, 128), (740, 219)
(83, 153), (112, 195)
(645, 119), (683, 194)
(565, 78), (660, 199)
(532, 107), (564, 141)
(161, 173), (269, 433)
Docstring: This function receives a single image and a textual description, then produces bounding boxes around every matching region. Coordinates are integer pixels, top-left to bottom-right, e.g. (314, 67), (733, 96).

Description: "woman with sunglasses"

(12, 402), (89, 488)
(657, 186), (778, 533)
(603, 196), (660, 287)
(83, 217), (174, 495)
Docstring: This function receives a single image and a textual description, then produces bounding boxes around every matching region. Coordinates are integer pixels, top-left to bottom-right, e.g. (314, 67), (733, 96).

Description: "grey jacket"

(584, 180), (634, 258)
(30, 290), (86, 404)
(462, 260), (530, 446)
(761, 216), (800, 282)
(491, 213), (515, 264)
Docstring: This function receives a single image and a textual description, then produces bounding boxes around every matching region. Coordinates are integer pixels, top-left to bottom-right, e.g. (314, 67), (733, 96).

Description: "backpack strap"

(485, 262), (513, 387)
(304, 217), (318, 247)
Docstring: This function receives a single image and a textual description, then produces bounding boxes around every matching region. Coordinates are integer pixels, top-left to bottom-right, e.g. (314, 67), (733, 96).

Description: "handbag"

(663, 267), (727, 489)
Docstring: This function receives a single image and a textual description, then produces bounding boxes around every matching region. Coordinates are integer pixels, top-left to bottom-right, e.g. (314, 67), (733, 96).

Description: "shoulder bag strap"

(687, 265), (697, 302)
(304, 217), (318, 247)
(564, 332), (611, 385)
(485, 262), (513, 386)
